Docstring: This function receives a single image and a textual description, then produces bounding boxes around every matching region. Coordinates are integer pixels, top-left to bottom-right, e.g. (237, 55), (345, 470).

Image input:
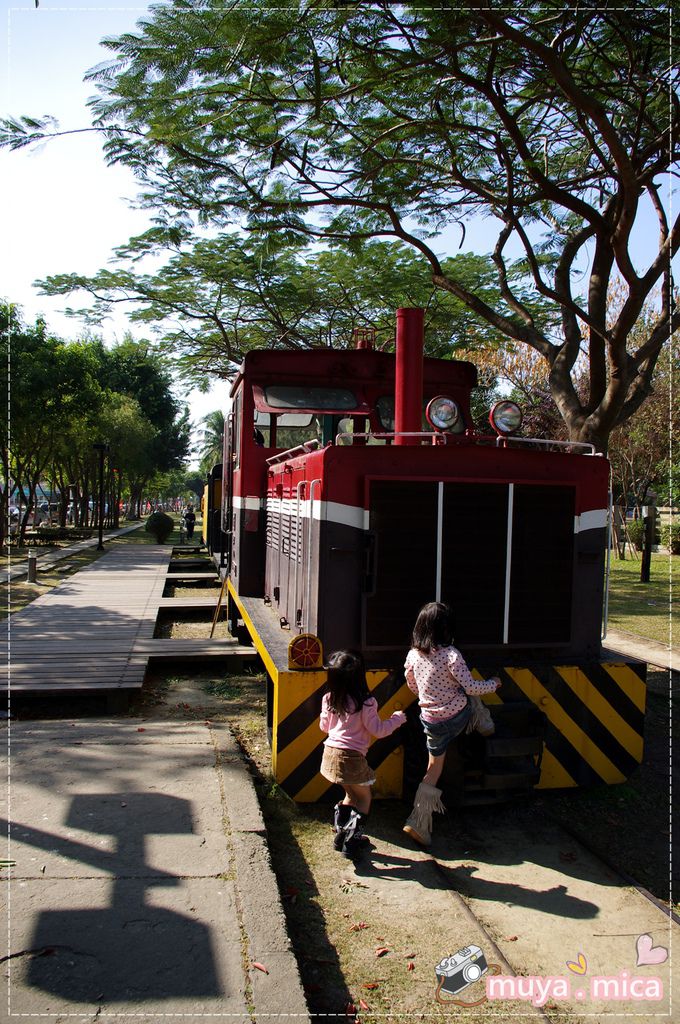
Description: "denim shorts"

(421, 703), (471, 757)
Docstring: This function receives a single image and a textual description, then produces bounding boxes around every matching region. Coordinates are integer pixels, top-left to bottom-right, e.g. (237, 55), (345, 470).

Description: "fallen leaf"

(363, 982), (380, 990)
(375, 946), (390, 957)
(345, 1001), (355, 1014)
(404, 952), (416, 959)
(359, 998), (370, 1010)
(251, 961), (269, 974)
(504, 935), (518, 942)
(349, 921), (369, 931)
(407, 962), (415, 972)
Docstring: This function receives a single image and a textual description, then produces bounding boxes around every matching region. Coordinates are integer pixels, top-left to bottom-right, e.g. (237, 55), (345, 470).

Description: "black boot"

(333, 802), (352, 851)
(341, 807), (369, 860)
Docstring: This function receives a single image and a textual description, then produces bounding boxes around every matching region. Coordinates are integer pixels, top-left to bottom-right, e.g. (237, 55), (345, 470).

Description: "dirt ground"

(13, 655), (667, 1024)
(120, 660), (674, 1023)
(9, 612), (675, 1022)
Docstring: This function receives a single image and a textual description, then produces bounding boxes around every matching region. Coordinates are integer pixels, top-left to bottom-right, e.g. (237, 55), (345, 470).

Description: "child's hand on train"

(392, 710), (407, 726)
(492, 676), (502, 690)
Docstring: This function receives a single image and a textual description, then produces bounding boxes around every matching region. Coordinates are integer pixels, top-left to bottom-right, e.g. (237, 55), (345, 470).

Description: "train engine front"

(219, 309), (646, 804)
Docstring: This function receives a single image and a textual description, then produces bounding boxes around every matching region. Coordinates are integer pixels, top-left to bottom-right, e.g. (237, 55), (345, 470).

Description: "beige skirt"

(320, 745), (376, 786)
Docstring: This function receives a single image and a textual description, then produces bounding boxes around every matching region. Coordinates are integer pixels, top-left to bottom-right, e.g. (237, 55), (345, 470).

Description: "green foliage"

(1, 304), (192, 539)
(144, 510), (174, 543)
(36, 237), (514, 384)
(5, 7), (678, 449)
(626, 519), (645, 552)
(197, 410), (225, 476)
(660, 522), (680, 555)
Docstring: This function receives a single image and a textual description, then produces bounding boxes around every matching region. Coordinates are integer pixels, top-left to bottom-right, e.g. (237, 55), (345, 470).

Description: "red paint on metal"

(395, 308), (424, 445)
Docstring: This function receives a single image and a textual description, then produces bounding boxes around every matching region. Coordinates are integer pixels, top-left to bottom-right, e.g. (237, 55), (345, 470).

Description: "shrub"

(145, 511), (174, 544)
(661, 521), (680, 554)
(626, 518), (645, 552)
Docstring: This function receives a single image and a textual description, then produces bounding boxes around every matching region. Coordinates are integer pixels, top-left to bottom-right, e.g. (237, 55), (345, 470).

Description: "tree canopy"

(3, 3), (678, 451)
(36, 233), (526, 384)
(0, 304), (191, 541)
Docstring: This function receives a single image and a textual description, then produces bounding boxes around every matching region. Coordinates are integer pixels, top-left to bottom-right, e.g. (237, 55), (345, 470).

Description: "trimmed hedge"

(145, 511), (174, 544)
(661, 521), (680, 554)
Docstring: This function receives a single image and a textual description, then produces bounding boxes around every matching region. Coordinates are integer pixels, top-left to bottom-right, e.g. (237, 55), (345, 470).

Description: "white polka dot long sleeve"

(404, 646), (499, 723)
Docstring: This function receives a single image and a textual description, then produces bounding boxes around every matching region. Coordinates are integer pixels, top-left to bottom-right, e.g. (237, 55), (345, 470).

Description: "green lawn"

(606, 551), (678, 645)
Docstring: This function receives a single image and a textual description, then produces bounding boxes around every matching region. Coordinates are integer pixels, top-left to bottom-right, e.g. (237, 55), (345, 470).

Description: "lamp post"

(92, 443), (109, 551)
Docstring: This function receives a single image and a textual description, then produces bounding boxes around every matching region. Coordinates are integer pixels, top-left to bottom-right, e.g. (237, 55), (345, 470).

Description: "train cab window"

(254, 410), (321, 450)
(376, 397), (395, 431)
(337, 417), (388, 445)
(263, 385), (358, 411)
(376, 395), (466, 435)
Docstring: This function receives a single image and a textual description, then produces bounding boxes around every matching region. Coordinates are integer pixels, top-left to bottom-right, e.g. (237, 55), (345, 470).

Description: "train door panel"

(439, 483), (508, 644)
(508, 484), (574, 645)
(363, 481), (439, 650)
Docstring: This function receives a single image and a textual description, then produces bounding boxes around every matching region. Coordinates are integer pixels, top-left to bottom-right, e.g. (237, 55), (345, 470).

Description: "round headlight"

(489, 400), (523, 436)
(426, 395), (461, 432)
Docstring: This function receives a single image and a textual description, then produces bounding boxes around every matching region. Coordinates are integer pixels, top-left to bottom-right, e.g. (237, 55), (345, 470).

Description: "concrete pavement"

(1, 718), (310, 1022)
(602, 628), (679, 673)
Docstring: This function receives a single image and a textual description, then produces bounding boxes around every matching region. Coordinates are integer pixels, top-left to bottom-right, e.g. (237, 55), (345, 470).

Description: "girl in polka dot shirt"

(403, 601), (501, 846)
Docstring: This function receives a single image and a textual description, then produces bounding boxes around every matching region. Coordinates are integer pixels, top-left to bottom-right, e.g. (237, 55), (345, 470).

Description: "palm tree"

(197, 410), (225, 477)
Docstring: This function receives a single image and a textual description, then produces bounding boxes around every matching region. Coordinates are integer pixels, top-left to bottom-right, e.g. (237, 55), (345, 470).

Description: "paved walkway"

(0, 523), (145, 584)
(2, 543), (254, 698)
(1, 718), (309, 1021)
(603, 628), (679, 673)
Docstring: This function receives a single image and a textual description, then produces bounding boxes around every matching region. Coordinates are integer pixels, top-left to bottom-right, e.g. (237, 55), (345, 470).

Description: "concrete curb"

(210, 723), (311, 1020)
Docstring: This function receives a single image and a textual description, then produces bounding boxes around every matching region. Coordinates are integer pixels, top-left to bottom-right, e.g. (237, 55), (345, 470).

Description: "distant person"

(403, 601), (501, 847)
(319, 650), (406, 859)
(183, 505), (196, 539)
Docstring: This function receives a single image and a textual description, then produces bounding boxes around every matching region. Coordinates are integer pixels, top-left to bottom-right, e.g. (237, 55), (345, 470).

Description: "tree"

(3, 6), (677, 451)
(608, 346), (680, 513)
(36, 234), (515, 384)
(0, 305), (103, 544)
(196, 410), (225, 477)
(98, 336), (191, 514)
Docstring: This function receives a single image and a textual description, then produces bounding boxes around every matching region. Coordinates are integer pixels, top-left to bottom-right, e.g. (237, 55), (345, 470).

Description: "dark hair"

(325, 649), (370, 715)
(412, 601), (455, 653)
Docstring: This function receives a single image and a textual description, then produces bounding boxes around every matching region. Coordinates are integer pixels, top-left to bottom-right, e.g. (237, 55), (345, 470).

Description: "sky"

(1, 1), (228, 465)
(2, 1), (675, 462)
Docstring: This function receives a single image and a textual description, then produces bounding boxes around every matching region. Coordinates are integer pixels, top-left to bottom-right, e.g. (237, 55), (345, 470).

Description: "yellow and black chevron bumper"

(268, 661), (646, 801)
(483, 662), (647, 789)
(227, 583), (646, 800)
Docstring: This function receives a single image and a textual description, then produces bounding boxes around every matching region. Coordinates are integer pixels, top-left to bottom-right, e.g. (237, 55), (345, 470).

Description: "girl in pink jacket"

(319, 650), (406, 859)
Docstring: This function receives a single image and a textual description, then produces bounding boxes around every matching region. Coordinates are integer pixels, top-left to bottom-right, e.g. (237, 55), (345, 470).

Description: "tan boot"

(403, 783), (445, 846)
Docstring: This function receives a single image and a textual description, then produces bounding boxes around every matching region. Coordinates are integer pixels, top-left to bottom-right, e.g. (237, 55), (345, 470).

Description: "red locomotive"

(206, 308), (646, 803)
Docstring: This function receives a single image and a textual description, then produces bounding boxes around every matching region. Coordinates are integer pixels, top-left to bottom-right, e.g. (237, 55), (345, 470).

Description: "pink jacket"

(319, 693), (406, 755)
(405, 645), (499, 722)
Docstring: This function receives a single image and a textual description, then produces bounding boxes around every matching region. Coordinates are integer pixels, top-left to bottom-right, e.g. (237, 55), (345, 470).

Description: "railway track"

(344, 802), (678, 1023)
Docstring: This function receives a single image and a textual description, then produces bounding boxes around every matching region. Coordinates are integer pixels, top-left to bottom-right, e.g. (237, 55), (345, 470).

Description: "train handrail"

(305, 479), (322, 633)
(494, 436), (597, 455)
(334, 431), (447, 445)
(266, 439), (320, 465)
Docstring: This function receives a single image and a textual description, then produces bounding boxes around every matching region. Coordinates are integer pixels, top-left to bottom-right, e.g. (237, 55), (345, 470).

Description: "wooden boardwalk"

(2, 544), (253, 697)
